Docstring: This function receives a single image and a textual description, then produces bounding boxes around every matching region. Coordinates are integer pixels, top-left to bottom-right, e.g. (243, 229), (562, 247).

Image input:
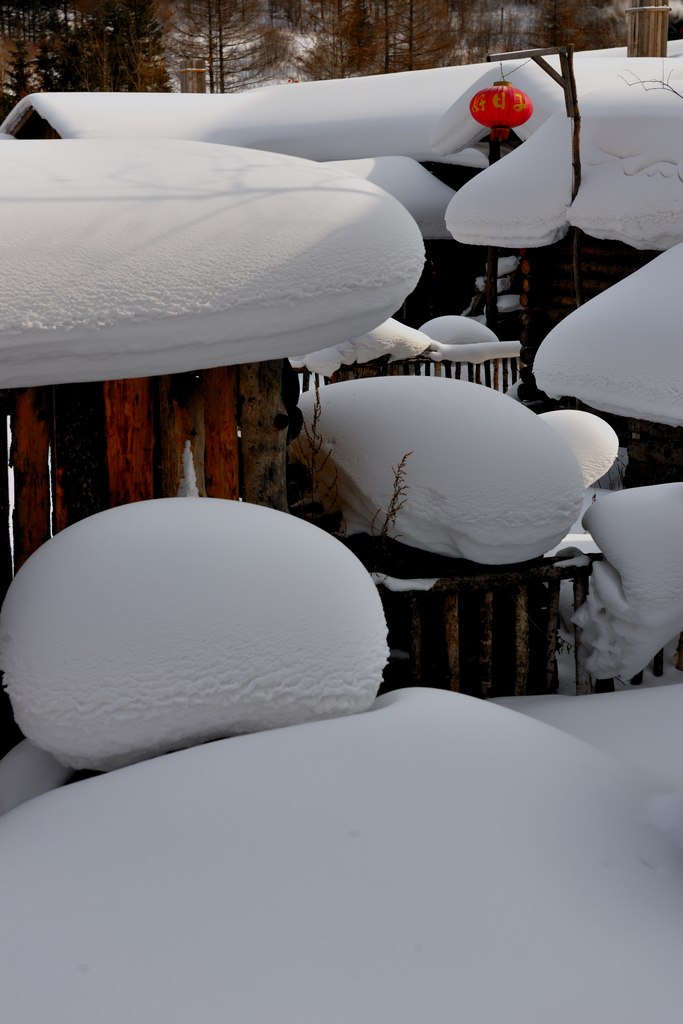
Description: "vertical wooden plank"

(493, 359), (500, 392)
(675, 632), (683, 671)
(410, 594), (422, 685)
(573, 576), (593, 694)
(467, 363), (475, 384)
(0, 392), (13, 600)
(480, 589), (493, 695)
(653, 648), (664, 677)
(502, 359), (509, 393)
(204, 366), (239, 500)
(10, 387), (52, 571)
(483, 360), (492, 388)
(444, 592), (460, 692)
(53, 382), (106, 532)
(513, 585), (529, 695)
(103, 378), (155, 508)
(544, 579), (561, 693)
(239, 360), (289, 511)
(158, 372), (207, 498)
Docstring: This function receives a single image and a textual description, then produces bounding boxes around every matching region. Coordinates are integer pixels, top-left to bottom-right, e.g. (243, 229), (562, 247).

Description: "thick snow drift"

(296, 375), (585, 563)
(534, 243), (683, 426)
(0, 65), (488, 161)
(444, 75), (683, 251)
(445, 113), (573, 247)
(575, 485), (683, 680)
(539, 410), (618, 487)
(294, 317), (431, 376)
(2, 688), (683, 1024)
(0, 138), (424, 388)
(418, 314), (520, 362)
(324, 156), (455, 238)
(0, 499), (388, 771)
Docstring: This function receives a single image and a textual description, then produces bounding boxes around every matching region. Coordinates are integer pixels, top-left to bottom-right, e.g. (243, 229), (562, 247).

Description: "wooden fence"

(295, 351), (521, 394)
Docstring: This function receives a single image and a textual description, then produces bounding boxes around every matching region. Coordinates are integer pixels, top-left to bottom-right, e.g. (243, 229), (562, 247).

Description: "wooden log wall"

(518, 234), (660, 404)
(342, 536), (598, 698)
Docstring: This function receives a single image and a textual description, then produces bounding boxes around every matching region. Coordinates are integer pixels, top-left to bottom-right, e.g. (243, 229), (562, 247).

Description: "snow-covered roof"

(0, 64), (488, 162)
(323, 156), (456, 239)
(2, 686), (683, 1023)
(444, 63), (683, 250)
(534, 242), (683, 425)
(0, 138), (424, 387)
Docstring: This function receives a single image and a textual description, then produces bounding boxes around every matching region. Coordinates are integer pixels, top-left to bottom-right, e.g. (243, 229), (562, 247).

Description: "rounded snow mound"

(535, 243), (683, 426)
(0, 138), (425, 388)
(539, 410), (618, 487)
(296, 376), (585, 563)
(294, 317), (431, 376)
(418, 315), (498, 346)
(0, 499), (388, 771)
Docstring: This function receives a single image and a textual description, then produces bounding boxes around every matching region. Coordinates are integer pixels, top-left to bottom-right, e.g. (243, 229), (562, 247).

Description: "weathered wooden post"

(179, 58), (207, 93)
(627, 6), (670, 57)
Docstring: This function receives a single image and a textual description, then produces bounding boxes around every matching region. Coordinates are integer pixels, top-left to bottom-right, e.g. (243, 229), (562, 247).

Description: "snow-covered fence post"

(626, 6), (670, 57)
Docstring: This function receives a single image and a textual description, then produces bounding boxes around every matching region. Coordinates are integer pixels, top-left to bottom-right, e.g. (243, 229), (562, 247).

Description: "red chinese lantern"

(469, 80), (533, 141)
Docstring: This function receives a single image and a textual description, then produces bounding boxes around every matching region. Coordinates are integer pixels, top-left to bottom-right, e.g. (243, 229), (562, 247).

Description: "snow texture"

(418, 314), (499, 345)
(0, 65), (489, 162)
(2, 687), (683, 1024)
(0, 499), (388, 771)
(324, 156), (456, 238)
(539, 410), (619, 487)
(534, 243), (683, 425)
(294, 317), (431, 376)
(575, 485), (683, 680)
(296, 375), (585, 563)
(0, 138), (424, 388)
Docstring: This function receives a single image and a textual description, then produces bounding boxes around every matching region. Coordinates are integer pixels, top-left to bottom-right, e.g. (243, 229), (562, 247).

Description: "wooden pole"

(10, 387), (52, 570)
(444, 592), (460, 692)
(203, 366), (240, 500)
(239, 359), (290, 511)
(103, 378), (155, 508)
(627, 6), (670, 57)
(52, 382), (106, 531)
(158, 372), (207, 498)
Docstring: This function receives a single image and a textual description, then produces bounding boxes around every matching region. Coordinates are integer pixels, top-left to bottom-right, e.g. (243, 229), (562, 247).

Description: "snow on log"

(0, 499), (388, 771)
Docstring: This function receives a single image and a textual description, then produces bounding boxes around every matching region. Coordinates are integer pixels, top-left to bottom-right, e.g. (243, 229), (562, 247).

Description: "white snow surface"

(2, 687), (683, 1024)
(296, 375), (585, 563)
(324, 156), (456, 238)
(0, 499), (388, 771)
(575, 485), (683, 680)
(494, 685), (683, 793)
(418, 314), (499, 346)
(534, 243), (683, 425)
(293, 317), (431, 376)
(0, 65), (488, 161)
(445, 75), (683, 250)
(0, 739), (73, 815)
(446, 113), (573, 247)
(539, 410), (619, 487)
(0, 138), (424, 388)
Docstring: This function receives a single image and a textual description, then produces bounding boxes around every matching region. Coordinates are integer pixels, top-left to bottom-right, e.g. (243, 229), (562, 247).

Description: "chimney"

(626, 6), (670, 57)
(179, 59), (207, 94)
